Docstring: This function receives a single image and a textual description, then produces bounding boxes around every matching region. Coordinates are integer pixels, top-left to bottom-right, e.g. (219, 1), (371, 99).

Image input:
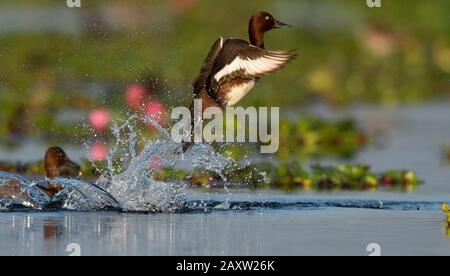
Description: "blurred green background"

(0, 0), (449, 145)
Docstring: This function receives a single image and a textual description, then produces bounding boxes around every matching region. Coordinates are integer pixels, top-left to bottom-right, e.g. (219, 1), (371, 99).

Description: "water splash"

(92, 115), (233, 212)
(0, 113), (234, 212)
(0, 171), (49, 209)
(48, 178), (121, 211)
(1, 170), (444, 213)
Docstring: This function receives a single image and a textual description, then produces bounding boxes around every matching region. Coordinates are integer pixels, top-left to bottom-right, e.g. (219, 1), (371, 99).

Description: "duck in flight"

(192, 11), (297, 113)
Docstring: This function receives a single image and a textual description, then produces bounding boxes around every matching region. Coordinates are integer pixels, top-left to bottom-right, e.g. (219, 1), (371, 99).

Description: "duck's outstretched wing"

(208, 39), (297, 97)
(193, 37), (224, 96)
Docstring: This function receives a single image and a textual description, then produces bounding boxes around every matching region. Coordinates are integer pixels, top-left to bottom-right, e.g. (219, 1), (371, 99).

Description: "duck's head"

(44, 147), (80, 179)
(249, 11), (292, 48)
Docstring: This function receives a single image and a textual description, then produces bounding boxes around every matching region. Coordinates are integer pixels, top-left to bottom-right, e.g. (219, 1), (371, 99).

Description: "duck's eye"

(265, 16), (270, 20)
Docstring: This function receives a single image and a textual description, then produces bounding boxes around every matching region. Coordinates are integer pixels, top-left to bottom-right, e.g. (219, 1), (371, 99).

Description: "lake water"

(0, 103), (449, 256)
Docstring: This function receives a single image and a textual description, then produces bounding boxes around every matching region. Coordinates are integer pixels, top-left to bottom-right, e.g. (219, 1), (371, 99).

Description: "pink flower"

(145, 100), (167, 126)
(89, 142), (108, 161)
(125, 84), (148, 111)
(89, 109), (110, 132)
(360, 25), (397, 57)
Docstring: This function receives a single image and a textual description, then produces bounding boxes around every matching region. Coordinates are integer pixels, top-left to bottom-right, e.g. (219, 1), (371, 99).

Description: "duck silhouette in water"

(0, 147), (80, 202)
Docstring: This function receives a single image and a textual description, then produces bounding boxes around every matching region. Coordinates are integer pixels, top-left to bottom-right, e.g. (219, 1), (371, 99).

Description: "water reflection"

(0, 212), (276, 256)
(1, 210), (449, 256)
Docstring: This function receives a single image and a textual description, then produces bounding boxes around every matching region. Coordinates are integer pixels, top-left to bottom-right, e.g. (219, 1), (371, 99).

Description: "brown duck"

(192, 11), (297, 112)
(0, 147), (80, 199)
(183, 12), (296, 151)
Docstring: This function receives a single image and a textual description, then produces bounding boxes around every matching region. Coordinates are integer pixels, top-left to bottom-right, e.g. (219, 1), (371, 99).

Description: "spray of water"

(90, 115), (233, 212)
(0, 171), (49, 209)
(48, 178), (122, 211)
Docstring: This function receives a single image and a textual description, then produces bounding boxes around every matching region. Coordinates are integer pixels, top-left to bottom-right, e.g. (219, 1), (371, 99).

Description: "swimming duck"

(0, 147), (80, 200)
(192, 11), (297, 112)
(43, 147), (80, 179)
(39, 147), (81, 197)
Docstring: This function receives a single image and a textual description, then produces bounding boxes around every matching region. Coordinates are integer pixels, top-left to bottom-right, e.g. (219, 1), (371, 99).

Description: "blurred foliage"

(261, 163), (419, 192)
(217, 115), (369, 162)
(0, 1), (443, 194)
(277, 116), (368, 160)
(1, 0), (450, 139)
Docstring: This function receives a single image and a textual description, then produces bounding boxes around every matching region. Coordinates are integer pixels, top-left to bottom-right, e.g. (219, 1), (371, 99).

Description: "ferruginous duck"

(192, 11), (297, 112)
(38, 147), (81, 197)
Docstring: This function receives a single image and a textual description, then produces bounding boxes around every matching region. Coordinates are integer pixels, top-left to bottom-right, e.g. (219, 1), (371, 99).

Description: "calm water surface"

(0, 209), (448, 256)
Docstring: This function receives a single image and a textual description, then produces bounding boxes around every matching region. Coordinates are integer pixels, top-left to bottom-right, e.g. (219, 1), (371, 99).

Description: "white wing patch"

(225, 80), (256, 106)
(214, 51), (293, 82)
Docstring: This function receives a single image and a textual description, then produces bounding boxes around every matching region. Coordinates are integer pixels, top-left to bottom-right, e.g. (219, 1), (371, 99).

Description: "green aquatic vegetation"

(0, 160), (52, 177)
(145, 163), (420, 192)
(258, 163), (419, 191)
(0, 158), (420, 192)
(217, 116), (370, 161)
(277, 117), (368, 160)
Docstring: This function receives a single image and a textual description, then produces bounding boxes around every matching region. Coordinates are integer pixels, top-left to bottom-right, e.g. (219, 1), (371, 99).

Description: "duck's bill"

(274, 19), (292, 28)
